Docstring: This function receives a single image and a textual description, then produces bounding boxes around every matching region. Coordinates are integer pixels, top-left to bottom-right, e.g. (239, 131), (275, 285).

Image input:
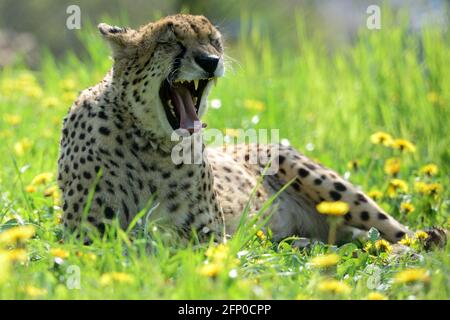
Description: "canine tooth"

(194, 80), (199, 90)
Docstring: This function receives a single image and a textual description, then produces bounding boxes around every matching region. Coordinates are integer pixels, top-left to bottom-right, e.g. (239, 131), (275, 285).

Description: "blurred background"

(0, 0), (448, 68)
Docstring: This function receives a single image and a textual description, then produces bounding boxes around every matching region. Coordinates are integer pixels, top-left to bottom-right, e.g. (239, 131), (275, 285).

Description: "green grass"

(0, 10), (449, 299)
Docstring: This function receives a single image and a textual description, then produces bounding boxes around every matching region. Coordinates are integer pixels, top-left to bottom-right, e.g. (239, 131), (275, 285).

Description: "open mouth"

(159, 78), (216, 133)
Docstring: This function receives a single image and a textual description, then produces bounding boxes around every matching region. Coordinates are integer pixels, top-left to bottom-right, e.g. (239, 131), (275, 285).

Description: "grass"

(0, 9), (449, 299)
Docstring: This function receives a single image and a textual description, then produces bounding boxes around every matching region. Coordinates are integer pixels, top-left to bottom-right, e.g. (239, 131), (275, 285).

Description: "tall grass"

(0, 8), (448, 299)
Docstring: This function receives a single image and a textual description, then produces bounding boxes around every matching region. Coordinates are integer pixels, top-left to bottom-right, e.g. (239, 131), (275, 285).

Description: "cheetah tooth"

(194, 80), (199, 90)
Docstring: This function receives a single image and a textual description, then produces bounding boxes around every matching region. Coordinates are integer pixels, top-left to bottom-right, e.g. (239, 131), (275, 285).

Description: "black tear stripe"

(168, 42), (187, 82)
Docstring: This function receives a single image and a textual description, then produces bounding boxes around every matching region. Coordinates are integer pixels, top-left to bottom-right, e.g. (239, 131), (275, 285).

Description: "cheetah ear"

(98, 23), (136, 59)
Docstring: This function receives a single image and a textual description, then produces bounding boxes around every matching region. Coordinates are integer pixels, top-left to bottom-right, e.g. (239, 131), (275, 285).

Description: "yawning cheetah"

(57, 14), (446, 247)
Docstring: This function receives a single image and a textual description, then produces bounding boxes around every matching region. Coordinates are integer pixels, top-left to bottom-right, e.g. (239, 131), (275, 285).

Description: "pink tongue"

(170, 86), (202, 133)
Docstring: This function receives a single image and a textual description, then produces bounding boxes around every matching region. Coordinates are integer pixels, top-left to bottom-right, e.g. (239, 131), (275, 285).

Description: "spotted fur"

(58, 14), (445, 247)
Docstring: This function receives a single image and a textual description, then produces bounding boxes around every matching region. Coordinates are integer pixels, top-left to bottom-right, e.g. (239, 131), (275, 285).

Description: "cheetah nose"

(195, 54), (219, 76)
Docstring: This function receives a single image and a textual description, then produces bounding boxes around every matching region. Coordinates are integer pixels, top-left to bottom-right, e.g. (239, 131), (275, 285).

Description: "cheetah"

(57, 14), (446, 248)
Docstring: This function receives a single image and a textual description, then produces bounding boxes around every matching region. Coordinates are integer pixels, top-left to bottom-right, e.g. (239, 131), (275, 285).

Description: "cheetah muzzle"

(57, 14), (447, 250)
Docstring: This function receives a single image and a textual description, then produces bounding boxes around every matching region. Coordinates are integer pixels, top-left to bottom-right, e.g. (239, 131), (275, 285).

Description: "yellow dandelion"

(256, 230), (266, 241)
(370, 132), (393, 146)
(0, 253), (11, 283)
(50, 248), (69, 259)
(25, 185), (37, 193)
(3, 249), (28, 263)
(13, 138), (33, 156)
(363, 242), (373, 252)
(400, 202), (415, 214)
(24, 85), (43, 99)
(375, 239), (392, 253)
(427, 91), (439, 104)
(316, 201), (349, 216)
(44, 185), (60, 199)
(384, 158), (401, 176)
(0, 225), (35, 245)
(205, 244), (229, 263)
(199, 263), (221, 277)
(62, 91), (78, 104)
(391, 139), (416, 153)
(31, 172), (54, 186)
(394, 268), (430, 284)
(100, 272), (134, 286)
(420, 164), (438, 176)
(414, 231), (429, 241)
(4, 114), (22, 125)
(244, 99), (265, 112)
(311, 253), (340, 268)
(317, 279), (351, 294)
(61, 79), (77, 91)
(24, 285), (47, 298)
(42, 96), (60, 109)
(399, 235), (416, 247)
(414, 182), (443, 196)
(366, 292), (388, 300)
(387, 179), (408, 197)
(368, 190), (383, 201)
(347, 160), (360, 171)
(225, 128), (240, 137)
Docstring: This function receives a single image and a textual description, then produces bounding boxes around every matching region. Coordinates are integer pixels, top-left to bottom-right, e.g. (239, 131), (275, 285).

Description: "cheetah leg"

(270, 145), (412, 243)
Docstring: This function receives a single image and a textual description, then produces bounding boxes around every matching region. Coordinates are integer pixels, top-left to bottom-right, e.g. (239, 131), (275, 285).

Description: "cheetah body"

(58, 14), (417, 244)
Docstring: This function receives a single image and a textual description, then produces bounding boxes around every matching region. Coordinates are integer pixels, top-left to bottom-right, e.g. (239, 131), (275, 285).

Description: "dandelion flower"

(311, 253), (340, 268)
(256, 230), (266, 241)
(347, 160), (360, 171)
(419, 164), (438, 176)
(0, 253), (11, 283)
(427, 91), (439, 104)
(0, 225), (35, 245)
(205, 244), (229, 263)
(225, 128), (240, 137)
(370, 132), (393, 146)
(414, 231), (429, 241)
(391, 139), (416, 153)
(399, 235), (416, 247)
(4, 249), (28, 263)
(25, 185), (37, 193)
(13, 138), (33, 156)
(366, 292), (388, 300)
(414, 182), (443, 196)
(316, 201), (349, 216)
(24, 285), (47, 298)
(31, 172), (54, 186)
(50, 248), (69, 259)
(368, 190), (383, 201)
(317, 279), (351, 294)
(61, 79), (77, 91)
(384, 158), (401, 176)
(199, 263), (221, 277)
(42, 96), (60, 109)
(400, 202), (415, 214)
(244, 99), (265, 112)
(387, 179), (408, 197)
(375, 239), (392, 253)
(394, 268), (430, 284)
(100, 272), (134, 286)
(4, 114), (22, 125)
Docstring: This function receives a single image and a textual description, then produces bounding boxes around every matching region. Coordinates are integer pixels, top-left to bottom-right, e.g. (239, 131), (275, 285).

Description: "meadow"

(0, 10), (449, 299)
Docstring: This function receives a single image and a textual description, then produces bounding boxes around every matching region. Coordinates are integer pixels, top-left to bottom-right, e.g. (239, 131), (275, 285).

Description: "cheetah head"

(99, 14), (224, 141)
